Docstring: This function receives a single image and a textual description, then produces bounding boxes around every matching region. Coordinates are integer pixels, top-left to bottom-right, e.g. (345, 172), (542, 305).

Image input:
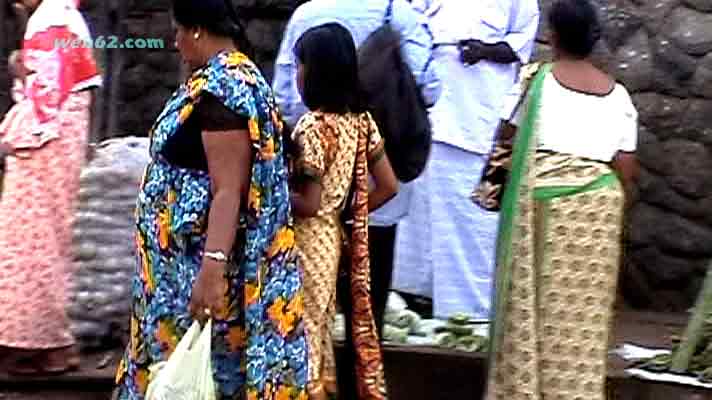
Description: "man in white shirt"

(393, 0), (540, 320)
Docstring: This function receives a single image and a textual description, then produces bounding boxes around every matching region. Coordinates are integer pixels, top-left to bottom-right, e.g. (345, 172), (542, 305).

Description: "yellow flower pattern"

(156, 319), (177, 355)
(275, 386), (292, 400)
(261, 136), (276, 160)
(267, 297), (296, 337)
(157, 208), (170, 250)
(225, 52), (248, 67)
(245, 282), (260, 306)
(248, 183), (262, 211)
(178, 103), (193, 123)
(267, 226), (295, 258)
(249, 118), (260, 142)
(188, 77), (207, 99)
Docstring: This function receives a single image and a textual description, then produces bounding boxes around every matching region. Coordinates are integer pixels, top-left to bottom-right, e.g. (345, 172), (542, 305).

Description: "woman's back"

(532, 72), (638, 163)
(292, 110), (379, 217)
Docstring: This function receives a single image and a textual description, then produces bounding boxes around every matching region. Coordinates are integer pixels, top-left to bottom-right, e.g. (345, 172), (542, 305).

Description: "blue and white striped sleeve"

(272, 8), (310, 129)
(504, 0), (540, 63)
(392, 0), (442, 108)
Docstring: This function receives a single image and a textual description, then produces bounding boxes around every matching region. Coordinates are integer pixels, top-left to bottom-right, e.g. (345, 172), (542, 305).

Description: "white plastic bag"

(145, 319), (217, 400)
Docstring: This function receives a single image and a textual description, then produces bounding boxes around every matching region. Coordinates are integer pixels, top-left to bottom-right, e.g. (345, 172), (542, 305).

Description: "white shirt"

(515, 74), (638, 161)
(413, 0), (540, 154)
(272, 0), (442, 129)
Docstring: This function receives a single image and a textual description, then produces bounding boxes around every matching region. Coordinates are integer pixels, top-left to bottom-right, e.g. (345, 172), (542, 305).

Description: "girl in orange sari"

(288, 23), (399, 400)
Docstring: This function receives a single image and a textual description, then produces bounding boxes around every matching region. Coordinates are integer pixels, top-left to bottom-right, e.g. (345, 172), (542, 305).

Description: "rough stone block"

(633, 93), (688, 139)
(659, 138), (712, 198)
(612, 29), (654, 92)
(691, 53), (712, 99)
(631, 246), (707, 287)
(664, 6), (712, 55)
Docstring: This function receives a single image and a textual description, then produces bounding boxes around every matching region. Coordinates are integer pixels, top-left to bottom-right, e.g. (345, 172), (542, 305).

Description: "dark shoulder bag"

(472, 63), (543, 211)
(357, 0), (432, 183)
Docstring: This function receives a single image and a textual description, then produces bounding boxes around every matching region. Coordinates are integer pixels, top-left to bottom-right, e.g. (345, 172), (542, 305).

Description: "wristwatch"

(204, 250), (232, 263)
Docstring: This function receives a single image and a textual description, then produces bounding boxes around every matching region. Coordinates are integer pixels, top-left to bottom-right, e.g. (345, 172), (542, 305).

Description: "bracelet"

(204, 250), (232, 264)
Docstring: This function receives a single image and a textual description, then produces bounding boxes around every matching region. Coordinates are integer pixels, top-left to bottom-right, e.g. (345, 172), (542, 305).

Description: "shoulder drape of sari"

(488, 64), (552, 362)
(346, 112), (388, 400)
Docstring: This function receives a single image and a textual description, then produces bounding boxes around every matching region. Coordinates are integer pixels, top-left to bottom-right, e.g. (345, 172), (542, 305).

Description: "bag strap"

(384, 0), (394, 25)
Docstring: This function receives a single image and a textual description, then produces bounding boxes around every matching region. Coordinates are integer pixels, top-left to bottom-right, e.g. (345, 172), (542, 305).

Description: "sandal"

(7, 346), (80, 376)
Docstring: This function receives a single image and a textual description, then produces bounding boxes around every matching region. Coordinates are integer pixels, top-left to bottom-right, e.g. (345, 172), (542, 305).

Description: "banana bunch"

(637, 264), (712, 381)
(434, 313), (488, 353)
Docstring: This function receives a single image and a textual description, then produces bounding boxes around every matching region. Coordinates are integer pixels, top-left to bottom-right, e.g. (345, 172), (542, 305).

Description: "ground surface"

(1, 311), (711, 400)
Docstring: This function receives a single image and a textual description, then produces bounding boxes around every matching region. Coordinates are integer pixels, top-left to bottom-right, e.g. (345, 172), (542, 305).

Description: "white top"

(514, 73), (638, 162)
(412, 0), (540, 154)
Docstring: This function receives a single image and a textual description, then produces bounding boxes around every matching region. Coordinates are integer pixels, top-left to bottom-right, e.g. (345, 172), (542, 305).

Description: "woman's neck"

(552, 56), (614, 96)
(554, 55), (592, 68)
(197, 37), (238, 66)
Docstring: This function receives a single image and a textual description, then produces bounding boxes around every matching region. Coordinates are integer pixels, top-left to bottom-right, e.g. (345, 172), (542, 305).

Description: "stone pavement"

(2, 312), (712, 400)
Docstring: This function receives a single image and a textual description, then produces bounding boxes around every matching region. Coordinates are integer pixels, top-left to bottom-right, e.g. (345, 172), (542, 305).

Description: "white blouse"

(514, 73), (638, 162)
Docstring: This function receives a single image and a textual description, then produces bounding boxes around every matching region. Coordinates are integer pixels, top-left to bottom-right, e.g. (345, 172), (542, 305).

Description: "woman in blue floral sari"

(114, 0), (308, 399)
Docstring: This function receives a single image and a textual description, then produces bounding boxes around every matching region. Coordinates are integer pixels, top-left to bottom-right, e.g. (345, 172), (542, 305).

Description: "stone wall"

(1, 0), (712, 312)
(586, 0), (712, 310)
(106, 0), (298, 137)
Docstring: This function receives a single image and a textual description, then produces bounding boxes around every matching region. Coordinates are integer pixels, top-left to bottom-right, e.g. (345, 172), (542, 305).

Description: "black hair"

(548, 0), (602, 59)
(293, 23), (366, 114)
(171, 0), (253, 58)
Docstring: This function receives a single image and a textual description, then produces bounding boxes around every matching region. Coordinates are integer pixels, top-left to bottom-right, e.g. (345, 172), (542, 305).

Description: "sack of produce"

(67, 137), (150, 349)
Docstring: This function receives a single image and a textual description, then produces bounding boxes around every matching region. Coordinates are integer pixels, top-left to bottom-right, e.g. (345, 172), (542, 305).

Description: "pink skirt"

(0, 91), (90, 349)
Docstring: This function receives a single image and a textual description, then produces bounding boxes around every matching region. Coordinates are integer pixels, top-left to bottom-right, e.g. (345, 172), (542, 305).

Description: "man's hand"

(459, 40), (487, 65)
(188, 260), (228, 323)
(459, 40), (520, 65)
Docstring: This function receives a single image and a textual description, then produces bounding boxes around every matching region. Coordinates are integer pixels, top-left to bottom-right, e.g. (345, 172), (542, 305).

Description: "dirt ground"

(0, 392), (111, 400)
(1, 311), (710, 400)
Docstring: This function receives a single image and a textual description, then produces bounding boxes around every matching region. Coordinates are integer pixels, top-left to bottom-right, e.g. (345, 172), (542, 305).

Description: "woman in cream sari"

(485, 0), (638, 399)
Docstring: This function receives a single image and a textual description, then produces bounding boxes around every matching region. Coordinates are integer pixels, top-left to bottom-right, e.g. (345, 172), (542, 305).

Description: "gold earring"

(193, 32), (200, 40)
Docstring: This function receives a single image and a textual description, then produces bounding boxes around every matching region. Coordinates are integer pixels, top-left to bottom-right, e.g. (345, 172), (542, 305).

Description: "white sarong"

(392, 142), (499, 319)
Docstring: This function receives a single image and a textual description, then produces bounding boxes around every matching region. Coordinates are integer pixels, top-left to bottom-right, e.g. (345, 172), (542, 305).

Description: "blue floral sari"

(115, 50), (308, 400)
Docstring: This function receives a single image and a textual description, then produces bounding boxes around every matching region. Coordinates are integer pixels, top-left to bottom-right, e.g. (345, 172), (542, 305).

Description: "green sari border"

(533, 172), (618, 200)
(488, 63), (552, 355)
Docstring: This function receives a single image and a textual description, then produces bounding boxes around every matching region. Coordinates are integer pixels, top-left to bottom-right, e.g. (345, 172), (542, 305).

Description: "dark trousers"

(337, 225), (397, 399)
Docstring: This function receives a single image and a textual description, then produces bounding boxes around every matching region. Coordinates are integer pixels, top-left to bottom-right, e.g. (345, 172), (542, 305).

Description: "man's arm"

(272, 9), (310, 129)
(460, 41), (519, 65)
(393, 0), (442, 107)
(461, 0), (540, 66)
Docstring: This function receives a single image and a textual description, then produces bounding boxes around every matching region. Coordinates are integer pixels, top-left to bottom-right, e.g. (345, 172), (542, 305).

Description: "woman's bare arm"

(202, 129), (252, 257)
(290, 181), (322, 218)
(368, 154), (399, 212)
(612, 151), (639, 206)
(189, 127), (252, 320)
